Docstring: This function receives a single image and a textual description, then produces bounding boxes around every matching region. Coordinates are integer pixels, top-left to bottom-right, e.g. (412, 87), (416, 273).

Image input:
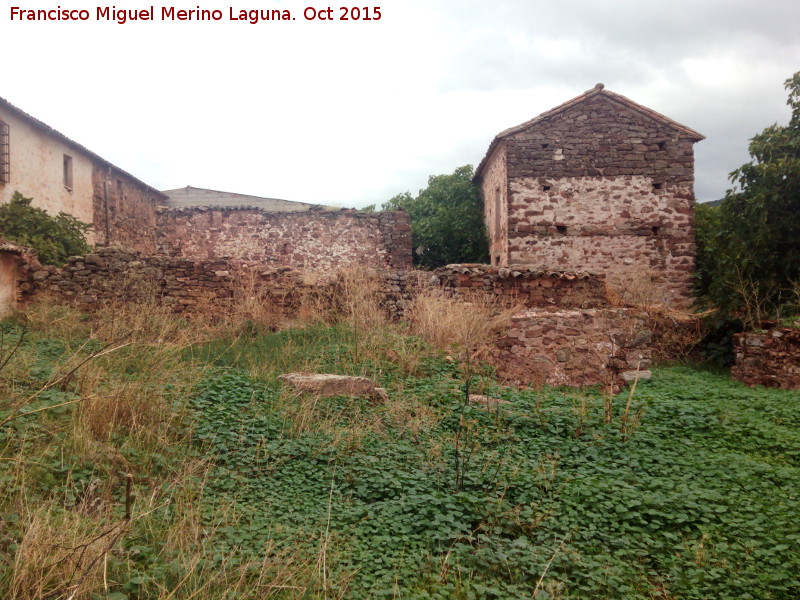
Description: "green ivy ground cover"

(2, 321), (799, 599)
(183, 358), (800, 599)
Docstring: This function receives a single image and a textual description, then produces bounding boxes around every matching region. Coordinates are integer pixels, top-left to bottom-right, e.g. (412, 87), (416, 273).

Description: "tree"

(699, 72), (800, 324)
(0, 191), (92, 266)
(384, 165), (488, 268)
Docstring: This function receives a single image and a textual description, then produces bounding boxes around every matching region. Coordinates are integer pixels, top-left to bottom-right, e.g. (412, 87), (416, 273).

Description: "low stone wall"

(732, 328), (800, 390)
(433, 264), (610, 309)
(490, 308), (652, 390)
(22, 247), (418, 321)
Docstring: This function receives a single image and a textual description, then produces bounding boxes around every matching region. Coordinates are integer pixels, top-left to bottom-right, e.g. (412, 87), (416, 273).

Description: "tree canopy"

(384, 165), (488, 268)
(697, 72), (800, 325)
(0, 191), (92, 266)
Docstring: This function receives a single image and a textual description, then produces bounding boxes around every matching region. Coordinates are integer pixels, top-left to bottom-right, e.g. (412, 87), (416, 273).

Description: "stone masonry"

(732, 328), (800, 390)
(433, 263), (609, 309)
(156, 207), (411, 274)
(475, 84), (704, 308)
(491, 308), (652, 390)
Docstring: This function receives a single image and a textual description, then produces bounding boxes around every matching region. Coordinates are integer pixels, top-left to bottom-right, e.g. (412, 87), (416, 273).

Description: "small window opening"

(63, 154), (73, 190)
(556, 225), (567, 234)
(657, 141), (666, 151)
(542, 185), (551, 192)
(652, 182), (663, 190)
(541, 143), (550, 149)
(652, 226), (660, 235)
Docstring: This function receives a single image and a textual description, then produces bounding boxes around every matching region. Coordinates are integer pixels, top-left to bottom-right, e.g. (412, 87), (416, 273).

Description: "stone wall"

(91, 167), (162, 254)
(477, 89), (699, 308)
(491, 308), (652, 390)
(732, 328), (800, 390)
(156, 207), (411, 274)
(22, 247), (418, 321)
(434, 263), (610, 309)
(480, 143), (509, 265)
(503, 94), (697, 184)
(506, 174), (695, 306)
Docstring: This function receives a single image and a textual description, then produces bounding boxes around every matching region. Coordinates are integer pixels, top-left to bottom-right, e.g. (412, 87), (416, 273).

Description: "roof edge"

(475, 84), (705, 180)
(0, 96), (167, 198)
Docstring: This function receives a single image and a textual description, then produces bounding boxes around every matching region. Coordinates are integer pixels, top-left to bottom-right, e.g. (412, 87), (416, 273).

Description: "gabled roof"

(474, 83), (705, 180)
(160, 185), (341, 211)
(0, 95), (167, 198)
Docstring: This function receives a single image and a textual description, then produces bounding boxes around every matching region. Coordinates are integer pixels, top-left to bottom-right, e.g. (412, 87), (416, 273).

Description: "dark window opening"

(652, 182), (663, 190)
(63, 154), (73, 190)
(541, 143), (550, 149)
(652, 226), (660, 235)
(556, 225), (567, 234)
(542, 185), (551, 191)
(657, 141), (666, 151)
(0, 120), (8, 184)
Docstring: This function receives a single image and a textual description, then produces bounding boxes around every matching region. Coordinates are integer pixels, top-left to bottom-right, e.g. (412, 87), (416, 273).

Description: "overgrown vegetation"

(0, 191), (92, 266)
(384, 165), (488, 268)
(1, 286), (799, 599)
(696, 72), (800, 328)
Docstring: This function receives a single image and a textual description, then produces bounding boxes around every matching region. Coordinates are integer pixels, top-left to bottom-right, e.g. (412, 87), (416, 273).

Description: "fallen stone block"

(278, 373), (388, 403)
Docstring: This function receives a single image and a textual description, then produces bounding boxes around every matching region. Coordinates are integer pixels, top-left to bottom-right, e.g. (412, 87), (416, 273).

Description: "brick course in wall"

(155, 207), (411, 274)
(475, 85), (703, 309)
(732, 328), (800, 390)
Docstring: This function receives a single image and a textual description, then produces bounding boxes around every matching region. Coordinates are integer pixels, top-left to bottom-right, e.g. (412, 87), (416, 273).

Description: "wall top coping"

(437, 263), (603, 280)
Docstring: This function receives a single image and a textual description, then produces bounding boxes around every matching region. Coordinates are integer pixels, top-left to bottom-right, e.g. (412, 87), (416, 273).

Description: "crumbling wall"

(491, 308), (652, 390)
(156, 207), (412, 274)
(91, 167), (161, 254)
(732, 328), (800, 390)
(434, 263), (610, 309)
(24, 247), (417, 321)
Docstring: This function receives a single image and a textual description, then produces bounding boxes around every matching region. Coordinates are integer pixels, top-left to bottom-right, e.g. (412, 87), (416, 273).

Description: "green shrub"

(0, 191), (92, 266)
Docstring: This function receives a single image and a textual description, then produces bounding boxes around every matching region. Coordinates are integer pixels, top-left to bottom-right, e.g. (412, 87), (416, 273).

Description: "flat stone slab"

(469, 394), (512, 408)
(278, 373), (388, 403)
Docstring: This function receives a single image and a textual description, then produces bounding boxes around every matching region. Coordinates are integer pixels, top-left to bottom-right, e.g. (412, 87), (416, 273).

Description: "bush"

(0, 191), (92, 266)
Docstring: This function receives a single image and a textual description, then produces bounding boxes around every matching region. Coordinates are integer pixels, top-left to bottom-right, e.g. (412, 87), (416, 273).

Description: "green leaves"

(385, 165), (489, 268)
(0, 191), (92, 266)
(697, 72), (800, 323)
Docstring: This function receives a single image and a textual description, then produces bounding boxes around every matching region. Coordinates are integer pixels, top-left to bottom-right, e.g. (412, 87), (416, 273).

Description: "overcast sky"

(3, 0), (799, 207)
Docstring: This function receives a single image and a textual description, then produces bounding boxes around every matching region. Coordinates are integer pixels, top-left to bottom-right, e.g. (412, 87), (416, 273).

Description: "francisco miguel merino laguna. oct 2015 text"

(9, 5), (383, 24)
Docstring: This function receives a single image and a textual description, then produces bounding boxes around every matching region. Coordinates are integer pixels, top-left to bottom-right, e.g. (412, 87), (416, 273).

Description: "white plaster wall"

(0, 107), (95, 237)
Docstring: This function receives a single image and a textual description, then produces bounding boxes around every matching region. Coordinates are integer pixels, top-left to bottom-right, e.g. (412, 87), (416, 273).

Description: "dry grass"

(407, 286), (517, 364)
(607, 268), (668, 310)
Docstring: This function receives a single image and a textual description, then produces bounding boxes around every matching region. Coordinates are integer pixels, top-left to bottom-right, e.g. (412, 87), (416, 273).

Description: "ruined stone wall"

(732, 328), (800, 390)
(434, 264), (610, 309)
(480, 143), (509, 265)
(91, 167), (161, 254)
(156, 207), (411, 274)
(496, 94), (697, 308)
(491, 308), (652, 390)
(23, 247), (417, 321)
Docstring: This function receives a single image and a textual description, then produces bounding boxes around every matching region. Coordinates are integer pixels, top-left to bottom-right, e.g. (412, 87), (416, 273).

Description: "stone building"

(474, 84), (704, 307)
(0, 96), (166, 253)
